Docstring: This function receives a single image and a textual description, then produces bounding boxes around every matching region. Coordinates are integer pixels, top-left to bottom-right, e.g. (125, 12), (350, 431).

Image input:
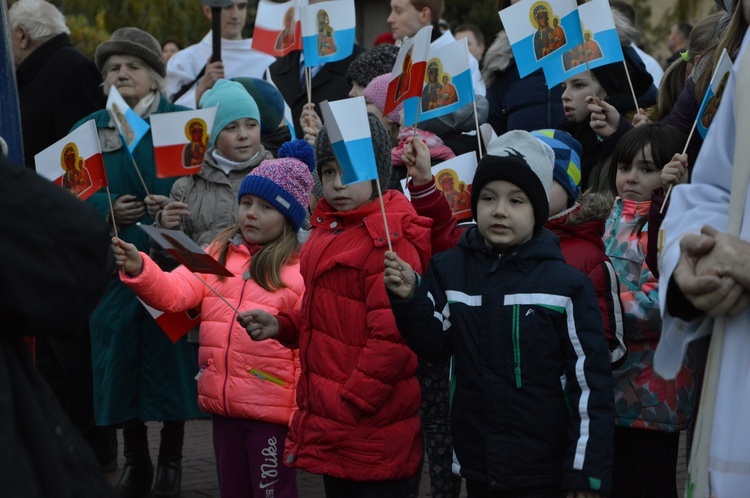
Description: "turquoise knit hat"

(199, 79), (261, 147)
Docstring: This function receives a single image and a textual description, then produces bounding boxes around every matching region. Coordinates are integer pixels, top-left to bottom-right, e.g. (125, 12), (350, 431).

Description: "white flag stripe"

(390, 25), (432, 78)
(300, 0), (355, 36)
(319, 97), (371, 143)
(501, 0), (578, 43)
(151, 106), (218, 146)
(34, 120), (101, 181)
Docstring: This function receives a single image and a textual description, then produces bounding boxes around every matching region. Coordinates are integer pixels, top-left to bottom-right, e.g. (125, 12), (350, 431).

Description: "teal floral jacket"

(604, 197), (695, 432)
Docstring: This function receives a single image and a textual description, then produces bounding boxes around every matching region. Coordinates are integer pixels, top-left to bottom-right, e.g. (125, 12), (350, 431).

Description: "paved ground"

(105, 420), (686, 497)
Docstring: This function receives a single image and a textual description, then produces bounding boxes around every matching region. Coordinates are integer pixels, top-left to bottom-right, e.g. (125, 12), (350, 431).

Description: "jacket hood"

(482, 31), (514, 87)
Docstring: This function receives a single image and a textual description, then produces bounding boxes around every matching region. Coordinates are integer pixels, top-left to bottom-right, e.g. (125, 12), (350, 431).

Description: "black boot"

(115, 424), (153, 498)
(153, 421), (184, 497)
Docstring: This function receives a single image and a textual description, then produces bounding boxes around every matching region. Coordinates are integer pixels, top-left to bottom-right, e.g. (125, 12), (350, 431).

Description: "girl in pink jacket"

(112, 141), (315, 498)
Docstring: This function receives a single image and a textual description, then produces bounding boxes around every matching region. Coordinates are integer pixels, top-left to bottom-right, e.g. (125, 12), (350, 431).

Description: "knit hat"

(315, 113), (393, 198)
(346, 44), (400, 87)
(374, 31), (396, 46)
(471, 130), (555, 232)
(95, 27), (166, 77)
(200, 79), (261, 147)
(232, 77), (285, 137)
(363, 73), (403, 123)
(592, 45), (654, 113)
(530, 129), (582, 203)
(237, 140), (315, 231)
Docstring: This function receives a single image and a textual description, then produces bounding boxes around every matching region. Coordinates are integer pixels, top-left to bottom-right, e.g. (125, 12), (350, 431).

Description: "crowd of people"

(5, 0), (750, 497)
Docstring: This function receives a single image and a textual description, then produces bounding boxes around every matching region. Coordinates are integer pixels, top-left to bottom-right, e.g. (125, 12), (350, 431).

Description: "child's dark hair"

(609, 123), (686, 233)
(211, 221), (300, 292)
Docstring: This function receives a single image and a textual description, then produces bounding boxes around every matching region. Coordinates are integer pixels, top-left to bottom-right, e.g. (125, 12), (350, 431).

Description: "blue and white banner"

(300, 0), (355, 67)
(403, 38), (475, 126)
(696, 48), (733, 139)
(543, 0), (623, 88)
(106, 86), (150, 154)
(500, 0), (582, 78)
(318, 97), (378, 186)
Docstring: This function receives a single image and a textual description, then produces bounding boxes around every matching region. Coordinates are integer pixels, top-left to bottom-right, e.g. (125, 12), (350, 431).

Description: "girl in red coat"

(241, 114), (432, 497)
(112, 141), (315, 498)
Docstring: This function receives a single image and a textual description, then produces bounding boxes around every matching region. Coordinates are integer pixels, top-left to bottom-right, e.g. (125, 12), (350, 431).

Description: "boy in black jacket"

(384, 130), (614, 498)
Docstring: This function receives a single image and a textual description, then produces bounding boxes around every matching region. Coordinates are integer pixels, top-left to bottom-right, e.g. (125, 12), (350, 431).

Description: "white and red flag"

(384, 25), (432, 117)
(34, 119), (107, 201)
(151, 106), (218, 178)
(252, 0), (303, 57)
(141, 300), (201, 343)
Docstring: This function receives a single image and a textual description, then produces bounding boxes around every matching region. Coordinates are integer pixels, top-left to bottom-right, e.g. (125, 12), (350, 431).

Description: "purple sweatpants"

(212, 414), (298, 498)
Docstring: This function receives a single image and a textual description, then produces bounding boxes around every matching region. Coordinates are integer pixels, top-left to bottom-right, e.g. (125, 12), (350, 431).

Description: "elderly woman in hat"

(70, 27), (203, 498)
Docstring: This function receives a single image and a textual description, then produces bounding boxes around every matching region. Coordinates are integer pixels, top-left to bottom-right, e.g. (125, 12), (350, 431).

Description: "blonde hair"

(212, 220), (301, 292)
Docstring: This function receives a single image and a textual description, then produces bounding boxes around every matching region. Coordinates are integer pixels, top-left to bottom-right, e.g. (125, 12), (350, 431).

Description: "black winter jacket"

(390, 227), (614, 495)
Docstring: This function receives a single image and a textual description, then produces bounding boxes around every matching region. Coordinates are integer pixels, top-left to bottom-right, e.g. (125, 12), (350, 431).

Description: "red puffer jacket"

(546, 193), (627, 367)
(278, 191), (432, 481)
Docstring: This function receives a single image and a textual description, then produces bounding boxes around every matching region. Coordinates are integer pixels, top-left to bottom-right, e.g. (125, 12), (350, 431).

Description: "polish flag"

(384, 25), (432, 117)
(34, 119), (107, 201)
(141, 299), (201, 343)
(151, 106), (218, 178)
(252, 0), (303, 57)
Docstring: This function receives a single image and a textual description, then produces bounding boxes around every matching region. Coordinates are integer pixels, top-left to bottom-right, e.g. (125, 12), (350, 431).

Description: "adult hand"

(402, 136), (432, 186)
(661, 153), (689, 189)
(111, 194), (146, 226)
(587, 96), (621, 138)
(159, 201), (190, 230)
(696, 225), (750, 294)
(383, 251), (417, 300)
(673, 231), (742, 316)
(145, 194), (170, 219)
(195, 59), (225, 106)
(111, 236), (144, 276)
(238, 309), (280, 341)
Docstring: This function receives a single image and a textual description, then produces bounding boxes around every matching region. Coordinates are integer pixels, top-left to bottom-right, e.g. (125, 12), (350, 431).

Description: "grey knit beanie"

(346, 44), (400, 87)
(471, 130), (555, 232)
(315, 113), (393, 198)
(95, 27), (166, 78)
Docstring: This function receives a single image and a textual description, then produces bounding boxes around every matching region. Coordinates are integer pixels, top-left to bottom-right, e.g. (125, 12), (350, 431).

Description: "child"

(531, 129), (626, 367)
(403, 130), (626, 368)
(112, 146), (316, 498)
(603, 124), (695, 498)
(559, 43), (655, 193)
(239, 114), (432, 497)
(154, 79), (273, 255)
(386, 130), (614, 497)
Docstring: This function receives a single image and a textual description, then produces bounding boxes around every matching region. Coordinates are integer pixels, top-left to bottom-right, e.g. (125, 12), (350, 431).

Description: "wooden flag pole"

(130, 156), (151, 197)
(473, 99), (483, 159)
(191, 272), (242, 315)
(306, 67), (312, 106)
(105, 185), (119, 239)
(375, 179), (393, 253)
(660, 119), (697, 214)
(622, 60), (641, 117)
